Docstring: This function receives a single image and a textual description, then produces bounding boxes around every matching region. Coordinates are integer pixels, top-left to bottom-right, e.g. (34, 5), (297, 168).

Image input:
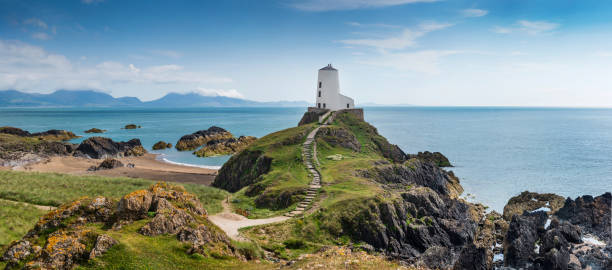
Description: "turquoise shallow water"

(1, 107), (611, 211)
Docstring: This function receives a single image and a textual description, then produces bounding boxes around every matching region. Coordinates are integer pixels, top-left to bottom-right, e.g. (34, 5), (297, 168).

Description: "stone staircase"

(284, 124), (325, 217)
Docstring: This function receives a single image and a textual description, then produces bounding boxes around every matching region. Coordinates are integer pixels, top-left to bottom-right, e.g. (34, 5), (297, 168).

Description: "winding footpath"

(209, 110), (331, 240)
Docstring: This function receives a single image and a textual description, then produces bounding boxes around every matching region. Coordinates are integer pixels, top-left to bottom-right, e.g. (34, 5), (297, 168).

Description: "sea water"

(1, 107), (611, 211)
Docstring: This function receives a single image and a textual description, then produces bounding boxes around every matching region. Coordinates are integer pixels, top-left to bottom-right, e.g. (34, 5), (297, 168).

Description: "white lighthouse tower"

(315, 64), (354, 111)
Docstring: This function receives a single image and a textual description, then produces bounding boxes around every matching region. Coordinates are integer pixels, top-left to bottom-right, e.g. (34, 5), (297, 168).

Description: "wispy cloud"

(339, 21), (452, 50)
(288, 0), (437, 12)
(346, 21), (401, 28)
(31, 32), (51, 40)
(358, 50), (460, 74)
(0, 39), (231, 93)
(193, 88), (244, 98)
(150, 49), (182, 59)
(23, 18), (48, 29)
(493, 20), (559, 35)
(461, 8), (488, 18)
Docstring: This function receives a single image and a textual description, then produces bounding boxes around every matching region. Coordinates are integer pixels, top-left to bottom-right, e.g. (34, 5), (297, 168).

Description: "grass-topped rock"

(152, 141), (172, 150)
(0, 126), (80, 141)
(0, 183), (245, 269)
(194, 136), (256, 157)
(84, 128), (106, 134)
(175, 126), (233, 151)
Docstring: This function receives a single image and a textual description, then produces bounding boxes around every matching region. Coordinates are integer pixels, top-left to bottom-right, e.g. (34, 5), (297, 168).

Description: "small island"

(123, 124), (141, 129)
(84, 128), (106, 134)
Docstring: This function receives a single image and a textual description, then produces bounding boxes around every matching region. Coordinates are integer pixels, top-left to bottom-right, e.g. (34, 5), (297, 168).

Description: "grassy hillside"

(0, 200), (47, 247)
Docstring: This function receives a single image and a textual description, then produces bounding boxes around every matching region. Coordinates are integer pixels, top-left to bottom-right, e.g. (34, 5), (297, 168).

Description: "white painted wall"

(315, 65), (354, 110)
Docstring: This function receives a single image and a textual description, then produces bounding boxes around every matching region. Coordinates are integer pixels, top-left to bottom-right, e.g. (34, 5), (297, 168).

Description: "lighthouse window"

(318, 91), (321, 97)
(318, 82), (322, 88)
(323, 103), (326, 108)
(347, 103), (349, 108)
(317, 103), (321, 108)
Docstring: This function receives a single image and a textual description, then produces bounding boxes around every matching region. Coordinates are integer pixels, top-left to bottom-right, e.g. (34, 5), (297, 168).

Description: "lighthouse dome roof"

(319, 64), (337, 71)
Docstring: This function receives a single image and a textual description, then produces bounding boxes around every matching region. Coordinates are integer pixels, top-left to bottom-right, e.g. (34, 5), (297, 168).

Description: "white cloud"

(594, 51), (612, 57)
(194, 88), (244, 98)
(346, 21), (401, 28)
(0, 40), (232, 95)
(461, 8), (488, 18)
(150, 49), (182, 59)
(493, 20), (559, 35)
(289, 0), (437, 11)
(357, 50), (460, 74)
(31, 32), (51, 40)
(23, 18), (47, 29)
(339, 21), (452, 50)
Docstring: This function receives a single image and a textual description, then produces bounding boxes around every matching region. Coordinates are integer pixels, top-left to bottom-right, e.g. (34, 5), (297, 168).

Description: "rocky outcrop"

(74, 137), (146, 159)
(152, 141), (172, 150)
(1, 183), (242, 269)
(175, 126), (233, 151)
(84, 128), (106, 133)
(502, 191), (565, 221)
(212, 149), (272, 192)
(193, 136), (257, 157)
(0, 131), (77, 167)
(500, 192), (611, 270)
(0, 126), (79, 141)
(88, 158), (124, 171)
(316, 126), (360, 152)
(254, 187), (306, 210)
(408, 151), (452, 167)
(361, 158), (463, 198)
(123, 124), (140, 129)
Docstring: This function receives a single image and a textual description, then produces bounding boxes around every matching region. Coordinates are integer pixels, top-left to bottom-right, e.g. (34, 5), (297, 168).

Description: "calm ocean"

(1, 107), (611, 211)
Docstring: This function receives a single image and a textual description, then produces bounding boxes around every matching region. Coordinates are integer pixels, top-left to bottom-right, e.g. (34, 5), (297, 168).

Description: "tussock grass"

(0, 170), (228, 214)
(0, 200), (47, 248)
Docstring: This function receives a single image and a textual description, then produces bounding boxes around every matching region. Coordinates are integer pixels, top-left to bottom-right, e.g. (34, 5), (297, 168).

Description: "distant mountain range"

(0, 90), (310, 108)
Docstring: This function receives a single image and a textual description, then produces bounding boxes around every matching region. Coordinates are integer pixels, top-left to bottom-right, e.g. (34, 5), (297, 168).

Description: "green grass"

(0, 200), (47, 248)
(0, 170), (228, 214)
(76, 220), (269, 270)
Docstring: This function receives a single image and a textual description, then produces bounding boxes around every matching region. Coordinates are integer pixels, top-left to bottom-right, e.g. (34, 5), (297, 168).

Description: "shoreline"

(9, 153), (218, 186)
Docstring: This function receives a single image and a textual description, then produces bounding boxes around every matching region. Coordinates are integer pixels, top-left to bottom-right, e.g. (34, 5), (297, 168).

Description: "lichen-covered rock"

(84, 128), (106, 133)
(116, 189), (153, 220)
(502, 191), (565, 221)
(152, 140), (172, 150)
(1, 240), (32, 264)
(74, 137), (146, 159)
(177, 224), (243, 260)
(408, 151), (452, 167)
(193, 136), (256, 157)
(212, 149), (272, 192)
(89, 234), (117, 259)
(27, 228), (97, 270)
(316, 126), (360, 152)
(139, 200), (195, 236)
(175, 126), (233, 151)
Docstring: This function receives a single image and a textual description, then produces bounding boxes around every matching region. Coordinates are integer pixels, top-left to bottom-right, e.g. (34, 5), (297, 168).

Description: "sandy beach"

(11, 153), (217, 186)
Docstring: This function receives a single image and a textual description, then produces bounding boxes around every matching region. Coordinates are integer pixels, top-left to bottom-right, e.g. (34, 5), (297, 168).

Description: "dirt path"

(208, 198), (289, 241)
(0, 198), (57, 211)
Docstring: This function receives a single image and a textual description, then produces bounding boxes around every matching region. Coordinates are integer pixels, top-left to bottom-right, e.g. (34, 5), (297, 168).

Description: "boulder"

(84, 128), (106, 133)
(88, 158), (124, 171)
(193, 136), (256, 157)
(502, 191), (565, 221)
(139, 199), (195, 236)
(123, 124), (140, 129)
(453, 243), (490, 270)
(175, 126), (233, 151)
(503, 212), (545, 268)
(408, 151), (452, 167)
(152, 141), (172, 150)
(74, 137), (146, 159)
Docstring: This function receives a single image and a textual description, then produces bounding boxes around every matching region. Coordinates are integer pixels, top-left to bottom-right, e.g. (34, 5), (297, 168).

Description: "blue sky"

(1, 0), (611, 106)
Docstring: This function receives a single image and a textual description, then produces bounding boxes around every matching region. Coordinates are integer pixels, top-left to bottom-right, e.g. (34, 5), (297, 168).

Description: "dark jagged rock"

(88, 158), (124, 171)
(453, 243), (490, 270)
(74, 137), (146, 159)
(212, 149), (272, 192)
(503, 191), (565, 221)
(555, 192), (611, 240)
(408, 151), (452, 167)
(316, 126), (360, 152)
(194, 136), (257, 157)
(84, 128), (106, 133)
(152, 140), (172, 150)
(175, 126), (233, 151)
(0, 126), (31, 136)
(0, 126), (79, 141)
